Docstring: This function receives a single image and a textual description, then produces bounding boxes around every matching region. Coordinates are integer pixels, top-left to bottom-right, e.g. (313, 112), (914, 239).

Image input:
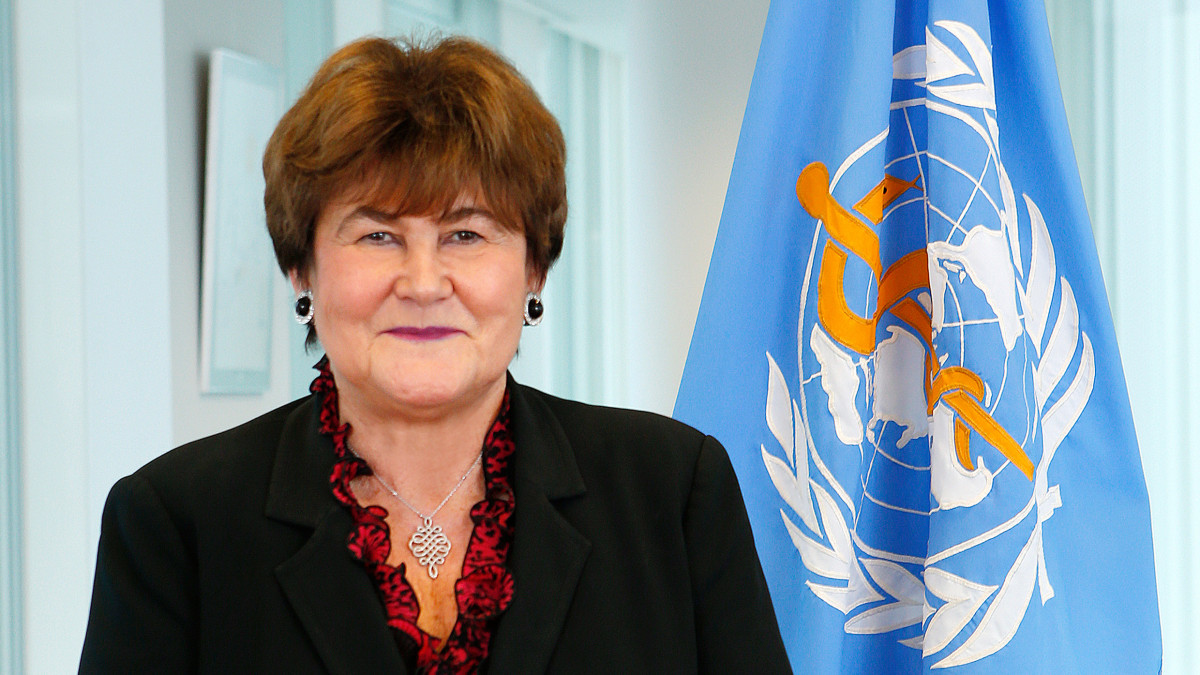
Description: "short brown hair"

(263, 35), (567, 283)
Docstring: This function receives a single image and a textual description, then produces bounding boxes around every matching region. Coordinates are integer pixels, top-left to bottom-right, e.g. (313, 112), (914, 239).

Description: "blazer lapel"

(489, 381), (591, 673)
(265, 399), (408, 675)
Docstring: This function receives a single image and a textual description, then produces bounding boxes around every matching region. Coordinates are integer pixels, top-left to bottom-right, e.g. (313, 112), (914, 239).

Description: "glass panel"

(0, 0), (22, 669)
(1045, 2), (1200, 670)
(283, 0), (334, 398)
(495, 5), (626, 405)
(386, 0), (456, 35)
(284, 0), (334, 102)
(388, 0), (457, 26)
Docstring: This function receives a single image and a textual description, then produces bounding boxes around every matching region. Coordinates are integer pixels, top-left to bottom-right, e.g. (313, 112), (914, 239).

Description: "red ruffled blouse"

(312, 360), (516, 673)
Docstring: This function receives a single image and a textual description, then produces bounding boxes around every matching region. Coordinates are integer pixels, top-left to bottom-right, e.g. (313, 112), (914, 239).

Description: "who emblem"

(761, 21), (1095, 668)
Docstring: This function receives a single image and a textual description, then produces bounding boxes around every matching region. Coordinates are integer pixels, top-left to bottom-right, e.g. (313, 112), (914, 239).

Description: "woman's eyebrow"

(333, 206), (396, 235)
(439, 206), (496, 224)
(350, 206), (397, 222)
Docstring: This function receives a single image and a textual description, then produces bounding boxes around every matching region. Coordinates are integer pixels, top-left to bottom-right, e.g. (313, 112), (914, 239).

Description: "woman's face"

(298, 190), (535, 420)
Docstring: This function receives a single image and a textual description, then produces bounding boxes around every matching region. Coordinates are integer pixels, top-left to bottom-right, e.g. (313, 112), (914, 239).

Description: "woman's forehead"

(330, 172), (523, 232)
(336, 164), (483, 212)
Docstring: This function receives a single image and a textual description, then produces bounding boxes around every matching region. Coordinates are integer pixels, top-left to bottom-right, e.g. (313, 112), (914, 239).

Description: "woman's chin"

(391, 386), (460, 412)
(375, 370), (502, 416)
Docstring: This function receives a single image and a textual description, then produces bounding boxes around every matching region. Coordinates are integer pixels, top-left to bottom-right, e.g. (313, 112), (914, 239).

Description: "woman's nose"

(394, 243), (451, 303)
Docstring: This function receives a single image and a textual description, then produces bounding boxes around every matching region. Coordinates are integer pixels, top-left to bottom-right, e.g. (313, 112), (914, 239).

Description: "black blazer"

(80, 379), (791, 674)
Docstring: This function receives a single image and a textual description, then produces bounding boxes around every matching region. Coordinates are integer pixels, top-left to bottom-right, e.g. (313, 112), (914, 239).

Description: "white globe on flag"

(675, 2), (1160, 672)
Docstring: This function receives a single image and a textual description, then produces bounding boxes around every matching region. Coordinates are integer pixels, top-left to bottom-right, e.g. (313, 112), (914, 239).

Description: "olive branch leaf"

(929, 194), (1094, 668)
(764, 348), (883, 615)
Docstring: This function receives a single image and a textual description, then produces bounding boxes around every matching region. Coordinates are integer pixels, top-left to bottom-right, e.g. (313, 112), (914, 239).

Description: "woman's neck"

(335, 377), (505, 506)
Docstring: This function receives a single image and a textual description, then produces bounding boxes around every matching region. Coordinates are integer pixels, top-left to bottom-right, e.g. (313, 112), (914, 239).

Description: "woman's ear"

(288, 269), (308, 295)
(526, 267), (546, 295)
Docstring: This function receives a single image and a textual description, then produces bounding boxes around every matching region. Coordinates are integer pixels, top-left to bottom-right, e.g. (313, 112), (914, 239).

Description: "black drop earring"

(523, 292), (544, 326)
(294, 290), (314, 325)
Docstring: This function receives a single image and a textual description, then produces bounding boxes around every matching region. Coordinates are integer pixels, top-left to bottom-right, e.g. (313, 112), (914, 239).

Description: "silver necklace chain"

(372, 451), (483, 522)
(366, 450), (484, 580)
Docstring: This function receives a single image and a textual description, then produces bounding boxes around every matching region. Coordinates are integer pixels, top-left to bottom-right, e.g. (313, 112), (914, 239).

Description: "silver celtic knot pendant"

(408, 517), (452, 579)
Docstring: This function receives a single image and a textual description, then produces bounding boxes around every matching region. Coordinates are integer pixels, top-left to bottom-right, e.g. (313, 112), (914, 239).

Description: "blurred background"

(0, 0), (1191, 671)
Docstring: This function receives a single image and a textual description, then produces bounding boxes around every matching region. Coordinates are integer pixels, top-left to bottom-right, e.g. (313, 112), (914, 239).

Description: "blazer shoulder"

(519, 384), (707, 446)
(133, 396), (313, 500)
(513, 384), (719, 492)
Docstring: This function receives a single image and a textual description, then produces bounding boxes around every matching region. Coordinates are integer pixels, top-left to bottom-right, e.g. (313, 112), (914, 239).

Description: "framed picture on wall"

(199, 49), (283, 394)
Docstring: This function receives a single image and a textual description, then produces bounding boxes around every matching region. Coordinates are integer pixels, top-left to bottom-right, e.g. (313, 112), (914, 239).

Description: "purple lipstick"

(385, 326), (462, 341)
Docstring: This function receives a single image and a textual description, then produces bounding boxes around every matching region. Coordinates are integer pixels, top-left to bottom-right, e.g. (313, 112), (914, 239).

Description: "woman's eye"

(448, 230), (481, 244)
(363, 231), (392, 243)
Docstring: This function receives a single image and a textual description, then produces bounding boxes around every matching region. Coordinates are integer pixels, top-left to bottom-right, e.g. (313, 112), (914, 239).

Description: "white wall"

(1048, 1), (1195, 669)
(14, 4), (90, 671)
(15, 0), (173, 671)
(623, 0), (770, 414)
(14, 0), (293, 669)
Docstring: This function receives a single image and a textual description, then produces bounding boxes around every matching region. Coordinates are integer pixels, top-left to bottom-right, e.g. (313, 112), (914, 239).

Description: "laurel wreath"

(764, 192), (1095, 667)
(761, 20), (1097, 668)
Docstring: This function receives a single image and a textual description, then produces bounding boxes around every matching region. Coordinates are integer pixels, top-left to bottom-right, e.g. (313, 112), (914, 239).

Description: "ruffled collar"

(312, 358), (516, 672)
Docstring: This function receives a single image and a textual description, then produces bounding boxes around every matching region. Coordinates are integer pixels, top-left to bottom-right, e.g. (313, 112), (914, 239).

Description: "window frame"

(0, 0), (24, 670)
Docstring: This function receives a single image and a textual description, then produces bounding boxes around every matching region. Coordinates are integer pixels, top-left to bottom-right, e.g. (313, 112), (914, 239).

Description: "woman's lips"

(385, 326), (463, 341)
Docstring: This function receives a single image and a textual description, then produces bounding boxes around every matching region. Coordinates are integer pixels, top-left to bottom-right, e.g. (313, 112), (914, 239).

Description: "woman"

(81, 36), (790, 673)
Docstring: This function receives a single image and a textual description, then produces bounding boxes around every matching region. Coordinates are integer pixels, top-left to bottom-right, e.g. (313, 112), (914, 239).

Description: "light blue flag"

(673, 0), (1162, 672)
